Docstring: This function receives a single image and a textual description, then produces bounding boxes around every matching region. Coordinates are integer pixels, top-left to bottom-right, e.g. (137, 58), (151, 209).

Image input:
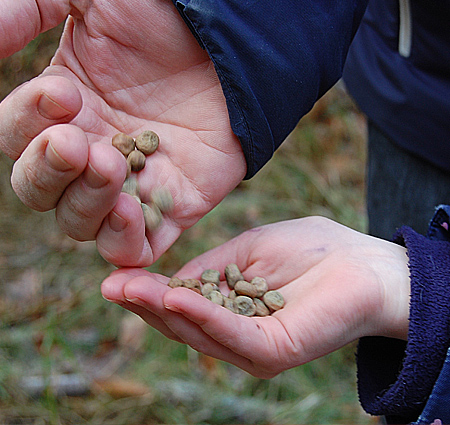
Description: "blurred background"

(0, 23), (377, 424)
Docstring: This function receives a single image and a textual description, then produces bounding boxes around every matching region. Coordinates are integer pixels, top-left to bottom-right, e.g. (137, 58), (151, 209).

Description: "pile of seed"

(168, 263), (284, 317)
(112, 131), (174, 231)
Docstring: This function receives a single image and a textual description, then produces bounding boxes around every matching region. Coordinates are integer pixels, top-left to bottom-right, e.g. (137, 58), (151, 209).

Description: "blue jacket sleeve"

(357, 206), (450, 424)
(172, 0), (368, 178)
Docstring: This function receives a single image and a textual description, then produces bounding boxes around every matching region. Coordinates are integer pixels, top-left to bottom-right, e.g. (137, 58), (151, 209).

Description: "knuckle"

(12, 161), (57, 211)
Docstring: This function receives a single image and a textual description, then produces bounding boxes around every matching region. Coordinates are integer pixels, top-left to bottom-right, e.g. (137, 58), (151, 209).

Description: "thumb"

(0, 0), (70, 58)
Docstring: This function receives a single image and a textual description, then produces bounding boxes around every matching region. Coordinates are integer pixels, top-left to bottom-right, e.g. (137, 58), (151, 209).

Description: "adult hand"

(101, 216), (411, 378)
(0, 0), (246, 266)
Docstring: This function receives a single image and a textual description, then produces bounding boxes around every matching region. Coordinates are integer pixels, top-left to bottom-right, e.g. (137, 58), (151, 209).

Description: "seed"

(263, 291), (285, 311)
(201, 282), (220, 296)
(234, 296), (256, 317)
(205, 290), (224, 306)
(135, 130), (159, 155)
(234, 280), (259, 298)
(254, 298), (270, 317)
(251, 277), (269, 298)
(223, 297), (239, 314)
(168, 277), (184, 288)
(201, 269), (221, 285)
(182, 278), (202, 294)
(127, 149), (146, 172)
(112, 133), (135, 157)
(224, 263), (244, 289)
(122, 176), (140, 197)
(141, 202), (162, 231)
(151, 188), (174, 213)
(228, 290), (237, 300)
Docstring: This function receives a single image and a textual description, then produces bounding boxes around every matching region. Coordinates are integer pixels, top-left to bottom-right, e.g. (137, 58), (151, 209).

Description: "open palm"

(101, 217), (410, 378)
(0, 0), (246, 266)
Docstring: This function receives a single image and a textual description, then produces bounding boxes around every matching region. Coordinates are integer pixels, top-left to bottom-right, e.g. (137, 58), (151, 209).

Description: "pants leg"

(366, 122), (450, 239)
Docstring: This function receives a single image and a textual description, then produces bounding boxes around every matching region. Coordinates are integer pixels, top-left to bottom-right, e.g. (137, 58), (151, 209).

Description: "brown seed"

(223, 297), (239, 314)
(228, 290), (237, 300)
(182, 278), (202, 294)
(254, 298), (270, 317)
(224, 263), (244, 289)
(135, 130), (159, 155)
(112, 133), (135, 156)
(201, 269), (221, 285)
(201, 282), (220, 296)
(141, 202), (162, 231)
(263, 291), (285, 311)
(127, 149), (146, 172)
(251, 277), (269, 298)
(205, 290), (224, 306)
(122, 176), (140, 197)
(234, 280), (259, 298)
(234, 296), (256, 317)
(168, 277), (184, 288)
(151, 188), (174, 213)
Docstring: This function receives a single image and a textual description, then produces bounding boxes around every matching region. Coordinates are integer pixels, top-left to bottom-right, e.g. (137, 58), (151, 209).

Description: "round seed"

(251, 277), (269, 298)
(234, 280), (259, 298)
(224, 263), (244, 289)
(151, 188), (174, 213)
(112, 133), (135, 156)
(228, 290), (237, 300)
(141, 202), (162, 231)
(135, 130), (159, 155)
(263, 291), (285, 311)
(127, 149), (146, 172)
(234, 296), (256, 317)
(201, 282), (220, 296)
(201, 269), (221, 285)
(168, 277), (184, 288)
(122, 176), (139, 197)
(182, 278), (202, 294)
(254, 298), (270, 317)
(223, 297), (239, 314)
(205, 290), (224, 306)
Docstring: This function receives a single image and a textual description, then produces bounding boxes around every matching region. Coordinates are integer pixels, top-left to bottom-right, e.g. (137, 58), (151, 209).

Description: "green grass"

(0, 26), (375, 424)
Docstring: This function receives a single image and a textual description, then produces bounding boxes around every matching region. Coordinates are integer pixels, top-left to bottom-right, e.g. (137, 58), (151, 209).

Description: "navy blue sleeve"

(172, 0), (368, 178)
(357, 206), (450, 423)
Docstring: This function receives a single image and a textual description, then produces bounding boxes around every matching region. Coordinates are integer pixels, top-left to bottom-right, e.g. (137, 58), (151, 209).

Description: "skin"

(101, 216), (411, 379)
(1, 2), (412, 379)
(0, 0), (246, 266)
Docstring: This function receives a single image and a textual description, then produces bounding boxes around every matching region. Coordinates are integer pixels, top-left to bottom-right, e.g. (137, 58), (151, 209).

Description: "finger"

(96, 193), (152, 267)
(162, 288), (272, 360)
(0, 76), (82, 159)
(97, 197), (184, 267)
(55, 142), (127, 241)
(101, 269), (183, 342)
(11, 124), (89, 212)
(0, 0), (68, 58)
(121, 276), (266, 376)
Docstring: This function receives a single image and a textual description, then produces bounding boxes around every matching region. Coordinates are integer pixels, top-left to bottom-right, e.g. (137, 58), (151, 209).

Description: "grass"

(0, 24), (375, 424)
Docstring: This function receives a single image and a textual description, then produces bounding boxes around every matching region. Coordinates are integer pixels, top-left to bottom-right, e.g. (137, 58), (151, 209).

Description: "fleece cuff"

(357, 226), (450, 423)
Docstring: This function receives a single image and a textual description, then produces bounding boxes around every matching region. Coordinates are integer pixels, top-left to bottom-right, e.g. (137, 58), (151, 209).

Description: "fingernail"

(38, 93), (72, 120)
(84, 163), (108, 189)
(164, 303), (180, 312)
(45, 141), (73, 172)
(109, 210), (128, 232)
(125, 297), (145, 307)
